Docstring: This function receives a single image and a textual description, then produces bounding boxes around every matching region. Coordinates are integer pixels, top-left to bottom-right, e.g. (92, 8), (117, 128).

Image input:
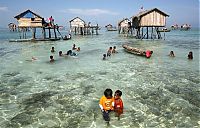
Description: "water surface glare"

(0, 29), (199, 128)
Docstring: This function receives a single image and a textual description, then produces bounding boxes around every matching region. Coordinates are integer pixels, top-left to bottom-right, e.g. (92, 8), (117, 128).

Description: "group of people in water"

(103, 46), (118, 60)
(99, 88), (123, 125)
(49, 44), (80, 62)
(169, 51), (193, 59)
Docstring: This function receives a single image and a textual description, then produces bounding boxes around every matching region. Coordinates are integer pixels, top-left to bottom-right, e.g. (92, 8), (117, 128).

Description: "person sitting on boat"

(169, 51), (175, 57)
(145, 50), (153, 58)
(188, 51), (193, 59)
(107, 47), (112, 57)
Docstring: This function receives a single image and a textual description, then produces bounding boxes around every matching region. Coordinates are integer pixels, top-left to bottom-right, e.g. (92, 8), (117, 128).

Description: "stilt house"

(69, 17), (99, 35)
(118, 18), (132, 34)
(131, 8), (169, 39)
(14, 10), (60, 41)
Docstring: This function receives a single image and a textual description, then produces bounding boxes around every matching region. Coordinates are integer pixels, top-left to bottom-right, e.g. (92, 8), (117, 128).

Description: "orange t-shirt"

(99, 96), (114, 111)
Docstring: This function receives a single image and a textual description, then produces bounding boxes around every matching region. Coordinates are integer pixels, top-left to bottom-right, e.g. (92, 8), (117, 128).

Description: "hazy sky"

(0, 0), (199, 28)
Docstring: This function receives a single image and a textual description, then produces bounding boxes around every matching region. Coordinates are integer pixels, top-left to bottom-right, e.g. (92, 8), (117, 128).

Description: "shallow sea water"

(0, 28), (199, 128)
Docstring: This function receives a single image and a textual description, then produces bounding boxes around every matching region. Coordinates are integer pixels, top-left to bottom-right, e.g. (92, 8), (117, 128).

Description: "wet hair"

(109, 47), (112, 49)
(50, 55), (53, 59)
(67, 50), (72, 55)
(103, 54), (106, 57)
(59, 51), (62, 56)
(52, 47), (54, 49)
(115, 90), (122, 96)
(104, 88), (113, 98)
(188, 51), (193, 59)
(113, 46), (116, 49)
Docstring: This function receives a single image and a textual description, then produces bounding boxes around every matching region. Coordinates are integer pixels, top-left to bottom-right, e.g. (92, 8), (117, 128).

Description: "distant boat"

(158, 28), (171, 32)
(180, 24), (191, 31)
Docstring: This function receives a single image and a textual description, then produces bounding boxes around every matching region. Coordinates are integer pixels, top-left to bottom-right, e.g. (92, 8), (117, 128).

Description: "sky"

(0, 0), (199, 28)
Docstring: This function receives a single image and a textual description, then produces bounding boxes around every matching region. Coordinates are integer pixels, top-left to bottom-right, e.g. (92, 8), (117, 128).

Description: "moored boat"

(122, 44), (153, 58)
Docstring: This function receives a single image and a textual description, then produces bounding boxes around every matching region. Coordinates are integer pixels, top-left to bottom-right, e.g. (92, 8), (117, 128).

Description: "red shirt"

(114, 98), (123, 115)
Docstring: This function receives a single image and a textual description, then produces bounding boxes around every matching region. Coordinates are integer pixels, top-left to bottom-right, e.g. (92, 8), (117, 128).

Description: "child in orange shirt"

(114, 90), (123, 120)
(99, 88), (114, 123)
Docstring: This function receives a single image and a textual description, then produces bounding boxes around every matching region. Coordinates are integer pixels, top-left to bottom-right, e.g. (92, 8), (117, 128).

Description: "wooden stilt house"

(118, 18), (132, 34)
(131, 8), (169, 39)
(69, 17), (99, 35)
(13, 10), (60, 41)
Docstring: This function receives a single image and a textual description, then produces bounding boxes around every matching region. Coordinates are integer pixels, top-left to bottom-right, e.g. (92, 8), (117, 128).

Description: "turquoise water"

(0, 28), (199, 128)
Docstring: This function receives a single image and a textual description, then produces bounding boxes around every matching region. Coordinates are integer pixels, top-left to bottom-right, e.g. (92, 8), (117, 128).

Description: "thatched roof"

(14, 9), (43, 19)
(132, 8), (169, 19)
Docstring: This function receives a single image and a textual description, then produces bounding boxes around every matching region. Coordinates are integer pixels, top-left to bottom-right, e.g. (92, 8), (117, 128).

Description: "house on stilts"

(69, 17), (99, 35)
(131, 8), (169, 39)
(11, 9), (61, 42)
(118, 18), (132, 34)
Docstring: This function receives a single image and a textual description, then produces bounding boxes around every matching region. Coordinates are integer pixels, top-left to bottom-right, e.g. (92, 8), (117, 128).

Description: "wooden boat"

(158, 28), (171, 32)
(9, 38), (60, 42)
(122, 44), (153, 58)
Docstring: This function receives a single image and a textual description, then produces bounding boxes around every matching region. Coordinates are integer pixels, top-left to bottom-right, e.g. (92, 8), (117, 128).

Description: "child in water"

(188, 51), (193, 59)
(103, 54), (106, 60)
(99, 88), (114, 124)
(114, 90), (123, 120)
(51, 47), (55, 52)
(50, 55), (54, 62)
(107, 47), (112, 57)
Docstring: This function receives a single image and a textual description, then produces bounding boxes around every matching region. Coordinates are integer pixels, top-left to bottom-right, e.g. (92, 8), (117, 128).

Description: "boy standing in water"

(114, 90), (123, 120)
(99, 88), (114, 125)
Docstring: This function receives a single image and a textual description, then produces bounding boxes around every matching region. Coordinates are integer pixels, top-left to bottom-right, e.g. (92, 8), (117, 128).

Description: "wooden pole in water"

(48, 27), (51, 38)
(53, 27), (57, 39)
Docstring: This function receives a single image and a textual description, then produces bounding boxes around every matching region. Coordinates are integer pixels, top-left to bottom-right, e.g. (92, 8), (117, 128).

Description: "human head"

(50, 55), (53, 59)
(109, 47), (112, 50)
(113, 46), (116, 49)
(188, 51), (193, 59)
(59, 51), (62, 56)
(104, 88), (113, 99)
(114, 90), (122, 99)
(103, 54), (106, 57)
(52, 47), (54, 49)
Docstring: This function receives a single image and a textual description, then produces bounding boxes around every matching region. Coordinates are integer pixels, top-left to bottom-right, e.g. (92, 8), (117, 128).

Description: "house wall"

(120, 19), (130, 27)
(18, 17), (43, 27)
(140, 11), (166, 27)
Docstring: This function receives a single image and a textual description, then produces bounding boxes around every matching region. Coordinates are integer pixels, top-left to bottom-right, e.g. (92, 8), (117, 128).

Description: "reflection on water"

(0, 30), (199, 128)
